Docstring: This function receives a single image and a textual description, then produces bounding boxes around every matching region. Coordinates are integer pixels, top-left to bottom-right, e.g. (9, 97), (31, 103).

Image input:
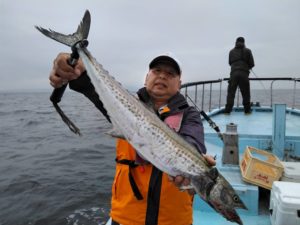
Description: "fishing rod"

(185, 94), (223, 141)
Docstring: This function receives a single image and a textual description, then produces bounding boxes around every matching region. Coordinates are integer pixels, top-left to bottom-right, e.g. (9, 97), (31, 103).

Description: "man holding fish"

(49, 53), (216, 225)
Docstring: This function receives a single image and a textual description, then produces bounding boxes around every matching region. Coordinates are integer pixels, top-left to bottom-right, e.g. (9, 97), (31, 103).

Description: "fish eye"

(233, 195), (239, 202)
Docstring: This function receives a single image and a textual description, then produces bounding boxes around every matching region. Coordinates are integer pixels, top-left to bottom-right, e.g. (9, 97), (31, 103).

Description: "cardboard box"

(240, 146), (284, 189)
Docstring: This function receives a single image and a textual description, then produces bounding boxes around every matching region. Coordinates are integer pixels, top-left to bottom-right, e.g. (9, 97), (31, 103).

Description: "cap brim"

(149, 56), (181, 75)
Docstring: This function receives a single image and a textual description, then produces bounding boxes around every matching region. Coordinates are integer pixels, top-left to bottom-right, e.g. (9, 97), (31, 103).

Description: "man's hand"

(168, 154), (216, 195)
(49, 53), (85, 88)
(203, 154), (216, 167)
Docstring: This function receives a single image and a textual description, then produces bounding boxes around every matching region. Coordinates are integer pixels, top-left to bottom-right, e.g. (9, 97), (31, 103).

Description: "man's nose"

(158, 71), (167, 79)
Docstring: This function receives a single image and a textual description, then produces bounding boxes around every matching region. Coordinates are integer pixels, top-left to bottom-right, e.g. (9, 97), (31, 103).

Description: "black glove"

(69, 72), (111, 123)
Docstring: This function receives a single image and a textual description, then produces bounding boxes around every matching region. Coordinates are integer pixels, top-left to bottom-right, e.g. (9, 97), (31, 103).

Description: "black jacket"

(137, 87), (206, 154)
(229, 42), (255, 72)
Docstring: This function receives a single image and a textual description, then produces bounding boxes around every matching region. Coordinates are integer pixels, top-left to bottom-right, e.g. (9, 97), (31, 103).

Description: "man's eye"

(167, 72), (176, 77)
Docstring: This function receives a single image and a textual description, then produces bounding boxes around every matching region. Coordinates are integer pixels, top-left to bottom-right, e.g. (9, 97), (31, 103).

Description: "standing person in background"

(224, 37), (255, 114)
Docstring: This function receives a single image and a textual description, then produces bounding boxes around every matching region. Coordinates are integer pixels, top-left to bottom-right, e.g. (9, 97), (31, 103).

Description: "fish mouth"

(224, 208), (244, 225)
(210, 202), (244, 225)
(240, 203), (248, 210)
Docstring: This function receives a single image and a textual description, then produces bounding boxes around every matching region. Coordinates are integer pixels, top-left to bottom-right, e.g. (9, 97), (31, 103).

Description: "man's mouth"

(154, 82), (167, 88)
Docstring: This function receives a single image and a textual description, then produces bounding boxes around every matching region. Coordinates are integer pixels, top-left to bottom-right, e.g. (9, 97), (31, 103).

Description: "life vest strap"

(115, 158), (143, 200)
(145, 166), (162, 225)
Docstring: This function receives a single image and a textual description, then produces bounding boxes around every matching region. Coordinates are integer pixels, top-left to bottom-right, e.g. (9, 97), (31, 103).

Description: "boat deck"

(193, 210), (271, 225)
(193, 106), (300, 225)
(202, 106), (300, 160)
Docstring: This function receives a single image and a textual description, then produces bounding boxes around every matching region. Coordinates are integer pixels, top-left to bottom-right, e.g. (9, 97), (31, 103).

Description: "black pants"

(225, 70), (251, 113)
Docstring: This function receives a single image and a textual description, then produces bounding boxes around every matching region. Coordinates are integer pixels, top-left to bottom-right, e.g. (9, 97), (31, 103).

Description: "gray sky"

(1, 0), (300, 92)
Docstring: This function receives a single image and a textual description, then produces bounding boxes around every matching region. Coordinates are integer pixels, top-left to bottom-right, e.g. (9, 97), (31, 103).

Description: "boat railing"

(181, 77), (300, 112)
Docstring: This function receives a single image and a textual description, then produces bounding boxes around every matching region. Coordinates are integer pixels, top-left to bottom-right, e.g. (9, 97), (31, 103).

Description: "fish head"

(202, 175), (247, 224)
(210, 179), (247, 210)
(191, 169), (246, 224)
(207, 195), (244, 225)
(220, 208), (244, 225)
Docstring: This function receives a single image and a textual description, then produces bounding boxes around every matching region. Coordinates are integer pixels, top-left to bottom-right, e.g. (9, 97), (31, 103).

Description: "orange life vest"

(110, 139), (194, 225)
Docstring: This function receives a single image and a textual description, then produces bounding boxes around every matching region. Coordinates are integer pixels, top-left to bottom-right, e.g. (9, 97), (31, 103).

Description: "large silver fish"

(36, 10), (246, 225)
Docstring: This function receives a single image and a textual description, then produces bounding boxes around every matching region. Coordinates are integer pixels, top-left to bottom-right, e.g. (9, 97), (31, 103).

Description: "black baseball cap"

(149, 54), (181, 75)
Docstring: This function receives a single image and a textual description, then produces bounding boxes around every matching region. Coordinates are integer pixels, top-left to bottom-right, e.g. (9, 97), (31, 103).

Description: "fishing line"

(250, 69), (269, 97)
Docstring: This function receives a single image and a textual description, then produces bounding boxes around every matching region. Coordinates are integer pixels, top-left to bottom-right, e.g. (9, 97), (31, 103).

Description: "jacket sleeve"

(228, 50), (233, 65)
(248, 50), (255, 69)
(179, 107), (207, 154)
(69, 72), (111, 123)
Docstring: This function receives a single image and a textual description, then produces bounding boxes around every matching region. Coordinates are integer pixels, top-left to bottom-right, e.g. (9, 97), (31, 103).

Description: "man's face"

(145, 64), (181, 102)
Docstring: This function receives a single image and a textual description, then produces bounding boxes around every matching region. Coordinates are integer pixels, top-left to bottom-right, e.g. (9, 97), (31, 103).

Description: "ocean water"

(0, 91), (115, 225)
(0, 88), (299, 225)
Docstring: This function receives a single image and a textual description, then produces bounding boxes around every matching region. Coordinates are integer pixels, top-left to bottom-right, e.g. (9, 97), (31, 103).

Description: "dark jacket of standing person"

(229, 38), (254, 72)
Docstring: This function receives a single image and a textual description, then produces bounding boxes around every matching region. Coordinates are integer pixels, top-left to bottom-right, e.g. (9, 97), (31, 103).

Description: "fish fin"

(105, 129), (125, 139)
(35, 10), (91, 47)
